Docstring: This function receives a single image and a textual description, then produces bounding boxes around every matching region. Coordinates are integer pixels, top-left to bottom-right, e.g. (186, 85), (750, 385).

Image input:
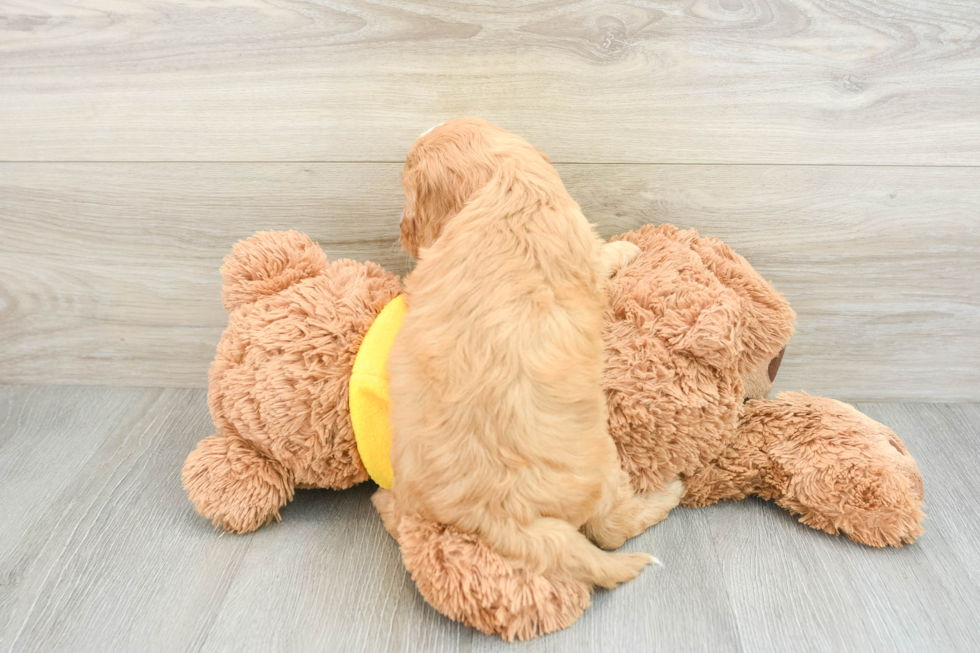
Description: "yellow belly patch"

(349, 294), (406, 489)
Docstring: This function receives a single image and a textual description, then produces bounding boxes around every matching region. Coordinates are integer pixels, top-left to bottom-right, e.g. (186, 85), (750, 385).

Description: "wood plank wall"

(1, 1), (978, 401)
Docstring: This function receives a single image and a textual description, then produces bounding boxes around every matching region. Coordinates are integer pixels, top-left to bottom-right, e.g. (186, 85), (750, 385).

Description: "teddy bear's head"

(184, 231), (402, 532)
(603, 224), (796, 492)
(213, 231), (403, 489)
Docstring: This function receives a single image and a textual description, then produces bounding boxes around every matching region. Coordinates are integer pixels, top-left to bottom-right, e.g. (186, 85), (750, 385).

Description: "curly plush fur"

(183, 225), (924, 640)
(183, 230), (401, 532)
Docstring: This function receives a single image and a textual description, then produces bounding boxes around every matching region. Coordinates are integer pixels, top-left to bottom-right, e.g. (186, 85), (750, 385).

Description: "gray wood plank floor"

(1, 385), (978, 652)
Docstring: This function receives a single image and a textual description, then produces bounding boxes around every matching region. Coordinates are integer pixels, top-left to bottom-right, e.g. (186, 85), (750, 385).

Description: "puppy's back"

(388, 119), (651, 589)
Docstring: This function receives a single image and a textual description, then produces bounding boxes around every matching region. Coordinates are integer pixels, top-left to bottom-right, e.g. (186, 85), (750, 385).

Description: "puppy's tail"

(484, 517), (653, 589)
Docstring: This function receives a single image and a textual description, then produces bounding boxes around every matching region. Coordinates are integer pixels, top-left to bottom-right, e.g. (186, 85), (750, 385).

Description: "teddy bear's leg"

(371, 489), (592, 642)
(745, 393), (925, 547)
(182, 431), (295, 533)
(678, 421), (777, 508)
(680, 454), (762, 509)
(582, 467), (683, 550)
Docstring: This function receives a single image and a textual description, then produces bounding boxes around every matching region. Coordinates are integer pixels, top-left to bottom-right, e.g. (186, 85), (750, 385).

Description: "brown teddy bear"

(182, 226), (924, 641)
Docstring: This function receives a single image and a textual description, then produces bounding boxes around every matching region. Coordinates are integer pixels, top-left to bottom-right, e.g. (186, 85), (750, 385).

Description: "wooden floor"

(1, 1), (978, 650)
(0, 384), (977, 652)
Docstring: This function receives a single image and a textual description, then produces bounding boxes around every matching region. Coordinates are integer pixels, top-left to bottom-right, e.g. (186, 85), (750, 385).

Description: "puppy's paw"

(664, 477), (685, 504)
(371, 488), (400, 539)
(601, 241), (642, 277)
(595, 552), (656, 589)
(637, 477), (684, 529)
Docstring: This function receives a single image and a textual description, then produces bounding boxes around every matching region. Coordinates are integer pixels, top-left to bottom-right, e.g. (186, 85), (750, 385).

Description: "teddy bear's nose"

(768, 347), (786, 383)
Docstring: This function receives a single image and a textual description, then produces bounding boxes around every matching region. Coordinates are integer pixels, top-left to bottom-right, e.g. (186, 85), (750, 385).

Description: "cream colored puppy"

(380, 118), (681, 589)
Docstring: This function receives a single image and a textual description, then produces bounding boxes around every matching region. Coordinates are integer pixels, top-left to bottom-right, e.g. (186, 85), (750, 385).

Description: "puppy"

(379, 118), (681, 588)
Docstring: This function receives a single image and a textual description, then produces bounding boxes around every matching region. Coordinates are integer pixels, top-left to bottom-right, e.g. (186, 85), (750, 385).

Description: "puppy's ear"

(399, 119), (501, 257)
(400, 160), (454, 258)
(400, 166), (422, 258)
(399, 210), (418, 259)
(399, 146), (471, 258)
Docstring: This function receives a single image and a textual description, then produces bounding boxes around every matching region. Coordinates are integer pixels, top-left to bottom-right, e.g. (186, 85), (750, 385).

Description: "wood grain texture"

(2, 162), (977, 400)
(0, 386), (255, 653)
(199, 488), (468, 653)
(0, 386), (156, 563)
(860, 403), (980, 602)
(1, 0), (979, 163)
(470, 508), (742, 653)
(1, 387), (978, 651)
(700, 401), (980, 653)
(0, 385), (467, 653)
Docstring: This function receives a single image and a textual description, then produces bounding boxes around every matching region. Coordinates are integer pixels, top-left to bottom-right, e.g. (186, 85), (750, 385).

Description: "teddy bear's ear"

(659, 288), (745, 370)
(221, 230), (328, 310)
(692, 236), (796, 373)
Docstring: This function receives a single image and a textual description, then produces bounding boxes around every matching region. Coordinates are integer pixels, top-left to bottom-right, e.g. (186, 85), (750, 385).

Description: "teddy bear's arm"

(743, 393), (925, 547)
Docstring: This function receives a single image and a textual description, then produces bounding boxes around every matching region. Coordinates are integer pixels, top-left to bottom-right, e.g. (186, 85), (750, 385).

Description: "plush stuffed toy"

(182, 226), (924, 641)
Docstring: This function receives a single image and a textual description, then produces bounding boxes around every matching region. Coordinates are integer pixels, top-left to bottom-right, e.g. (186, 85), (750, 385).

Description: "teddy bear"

(182, 226), (924, 641)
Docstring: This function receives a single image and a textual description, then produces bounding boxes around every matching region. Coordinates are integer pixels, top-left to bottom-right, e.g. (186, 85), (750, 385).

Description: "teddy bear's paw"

(182, 433), (295, 533)
(395, 514), (592, 641)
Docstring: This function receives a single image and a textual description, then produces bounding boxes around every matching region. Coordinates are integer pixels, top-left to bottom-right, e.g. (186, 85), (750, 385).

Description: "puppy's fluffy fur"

(381, 118), (681, 588)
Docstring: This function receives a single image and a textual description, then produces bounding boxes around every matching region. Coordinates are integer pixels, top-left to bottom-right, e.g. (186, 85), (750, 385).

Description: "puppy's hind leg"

(371, 488), (401, 539)
(600, 241), (642, 278)
(584, 468), (683, 550)
(484, 516), (655, 590)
